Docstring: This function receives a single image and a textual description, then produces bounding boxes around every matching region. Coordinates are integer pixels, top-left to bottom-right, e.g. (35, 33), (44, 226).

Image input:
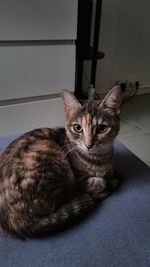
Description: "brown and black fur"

(0, 86), (122, 238)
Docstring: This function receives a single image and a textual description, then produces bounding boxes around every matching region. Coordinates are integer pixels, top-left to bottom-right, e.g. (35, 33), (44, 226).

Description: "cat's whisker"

(57, 145), (75, 157)
(63, 145), (76, 156)
(59, 142), (75, 152)
(60, 144), (70, 149)
(54, 143), (74, 155)
(63, 145), (77, 159)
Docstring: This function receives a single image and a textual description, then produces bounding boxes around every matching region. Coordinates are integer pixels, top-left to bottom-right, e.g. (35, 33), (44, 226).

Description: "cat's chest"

(69, 155), (112, 179)
(81, 162), (112, 178)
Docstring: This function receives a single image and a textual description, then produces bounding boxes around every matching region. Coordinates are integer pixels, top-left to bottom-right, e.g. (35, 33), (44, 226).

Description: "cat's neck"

(66, 139), (113, 165)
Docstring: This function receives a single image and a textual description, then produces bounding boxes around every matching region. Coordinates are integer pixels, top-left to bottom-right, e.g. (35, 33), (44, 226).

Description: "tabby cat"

(0, 85), (122, 238)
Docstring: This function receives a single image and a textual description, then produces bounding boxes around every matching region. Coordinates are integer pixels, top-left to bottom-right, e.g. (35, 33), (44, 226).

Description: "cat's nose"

(86, 144), (93, 150)
(84, 137), (93, 150)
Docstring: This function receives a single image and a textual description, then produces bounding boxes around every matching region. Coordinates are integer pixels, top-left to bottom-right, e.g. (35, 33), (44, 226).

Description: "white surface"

(0, 45), (75, 100)
(0, 97), (65, 137)
(118, 94), (150, 167)
(0, 0), (77, 40)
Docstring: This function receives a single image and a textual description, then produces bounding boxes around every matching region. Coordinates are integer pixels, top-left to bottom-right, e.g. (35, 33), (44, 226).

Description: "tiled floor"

(118, 94), (150, 167)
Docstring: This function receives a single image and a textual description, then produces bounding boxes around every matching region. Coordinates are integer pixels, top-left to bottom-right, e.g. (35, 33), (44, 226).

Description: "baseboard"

(97, 84), (150, 99)
(137, 85), (150, 95)
(0, 97), (65, 137)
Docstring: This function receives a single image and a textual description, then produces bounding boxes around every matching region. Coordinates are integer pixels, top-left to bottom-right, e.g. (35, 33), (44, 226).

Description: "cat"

(0, 85), (122, 238)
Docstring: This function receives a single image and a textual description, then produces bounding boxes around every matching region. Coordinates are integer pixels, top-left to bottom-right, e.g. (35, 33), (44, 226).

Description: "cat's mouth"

(77, 144), (98, 155)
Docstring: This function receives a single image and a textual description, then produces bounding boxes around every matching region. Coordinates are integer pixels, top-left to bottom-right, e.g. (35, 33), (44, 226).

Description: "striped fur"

(0, 86), (122, 238)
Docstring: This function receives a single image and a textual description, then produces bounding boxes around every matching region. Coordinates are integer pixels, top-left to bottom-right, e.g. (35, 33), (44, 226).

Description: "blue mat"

(0, 134), (150, 267)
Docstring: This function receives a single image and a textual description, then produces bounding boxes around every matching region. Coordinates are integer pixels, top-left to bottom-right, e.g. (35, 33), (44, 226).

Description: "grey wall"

(87, 0), (150, 93)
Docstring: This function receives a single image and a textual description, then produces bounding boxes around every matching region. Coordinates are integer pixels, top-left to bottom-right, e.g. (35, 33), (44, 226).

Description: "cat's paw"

(87, 177), (107, 195)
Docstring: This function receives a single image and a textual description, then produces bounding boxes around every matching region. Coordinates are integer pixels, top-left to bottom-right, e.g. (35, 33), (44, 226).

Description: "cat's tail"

(18, 193), (99, 238)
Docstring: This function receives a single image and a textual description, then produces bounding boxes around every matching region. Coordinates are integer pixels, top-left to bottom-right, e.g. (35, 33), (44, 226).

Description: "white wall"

(0, 45), (75, 100)
(0, 0), (78, 136)
(0, 0), (77, 40)
(94, 0), (150, 93)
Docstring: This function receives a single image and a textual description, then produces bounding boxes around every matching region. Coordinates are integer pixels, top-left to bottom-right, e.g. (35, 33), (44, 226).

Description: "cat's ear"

(100, 85), (122, 115)
(61, 90), (81, 118)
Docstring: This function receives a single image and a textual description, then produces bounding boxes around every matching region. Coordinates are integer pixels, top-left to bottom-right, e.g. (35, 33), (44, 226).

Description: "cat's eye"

(96, 124), (108, 133)
(73, 124), (83, 133)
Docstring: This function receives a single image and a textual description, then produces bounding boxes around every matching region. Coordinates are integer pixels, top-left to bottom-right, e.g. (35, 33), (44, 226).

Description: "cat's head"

(61, 86), (122, 154)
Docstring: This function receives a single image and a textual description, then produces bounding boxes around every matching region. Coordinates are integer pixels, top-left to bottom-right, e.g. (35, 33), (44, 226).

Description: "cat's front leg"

(87, 177), (109, 200)
(87, 177), (106, 194)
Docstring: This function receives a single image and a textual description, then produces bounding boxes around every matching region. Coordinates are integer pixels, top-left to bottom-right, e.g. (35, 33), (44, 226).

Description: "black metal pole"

(90, 0), (102, 87)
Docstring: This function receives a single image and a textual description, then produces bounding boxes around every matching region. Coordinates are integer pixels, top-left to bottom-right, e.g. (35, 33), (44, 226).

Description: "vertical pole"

(90, 0), (102, 87)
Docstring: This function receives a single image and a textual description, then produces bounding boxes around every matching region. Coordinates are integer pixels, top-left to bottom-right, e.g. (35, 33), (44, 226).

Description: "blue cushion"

(0, 134), (150, 267)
